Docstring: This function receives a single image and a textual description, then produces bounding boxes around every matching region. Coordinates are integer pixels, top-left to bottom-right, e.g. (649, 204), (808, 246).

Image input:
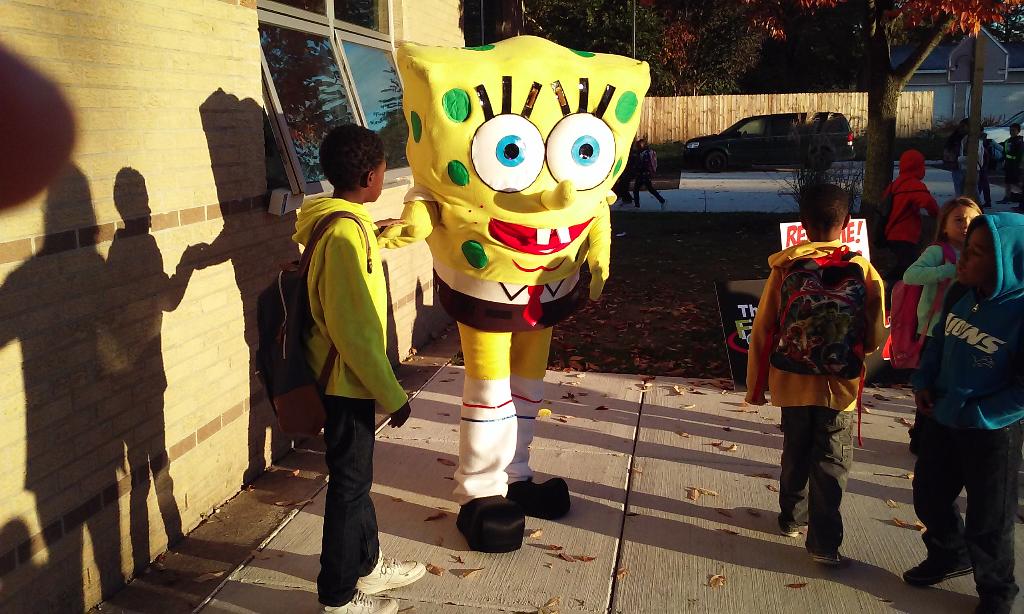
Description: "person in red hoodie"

(882, 149), (940, 281)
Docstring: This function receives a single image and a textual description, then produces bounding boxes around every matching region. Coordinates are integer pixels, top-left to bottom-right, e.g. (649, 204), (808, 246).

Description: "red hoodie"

(882, 149), (939, 244)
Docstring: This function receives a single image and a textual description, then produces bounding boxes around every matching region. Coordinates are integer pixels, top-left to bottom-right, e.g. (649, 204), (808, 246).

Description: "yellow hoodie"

(293, 197), (408, 413)
(744, 240), (887, 411)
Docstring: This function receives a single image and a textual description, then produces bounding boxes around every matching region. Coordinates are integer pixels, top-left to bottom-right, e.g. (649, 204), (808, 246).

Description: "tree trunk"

(862, 74), (900, 220)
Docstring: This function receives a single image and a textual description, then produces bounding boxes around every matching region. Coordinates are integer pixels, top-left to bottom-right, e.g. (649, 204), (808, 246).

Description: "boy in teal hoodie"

(906, 213), (1024, 614)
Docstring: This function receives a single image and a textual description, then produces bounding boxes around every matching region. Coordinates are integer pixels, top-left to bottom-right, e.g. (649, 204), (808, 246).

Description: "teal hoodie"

(912, 213), (1024, 429)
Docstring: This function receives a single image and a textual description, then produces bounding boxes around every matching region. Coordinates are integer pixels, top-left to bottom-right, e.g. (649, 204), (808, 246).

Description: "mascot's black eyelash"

(522, 82), (542, 118)
(594, 84), (616, 119)
(475, 78), (612, 120)
(550, 80), (571, 116)
(577, 78), (589, 113)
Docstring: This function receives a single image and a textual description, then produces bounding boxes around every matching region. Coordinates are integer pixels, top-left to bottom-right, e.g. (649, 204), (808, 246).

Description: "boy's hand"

(375, 218), (406, 229)
(389, 402), (412, 428)
(914, 388), (935, 415)
(745, 391), (767, 406)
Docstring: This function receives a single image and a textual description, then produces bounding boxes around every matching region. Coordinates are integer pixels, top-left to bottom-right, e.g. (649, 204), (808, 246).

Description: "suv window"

(823, 113), (850, 134)
(769, 115), (799, 137)
(733, 117), (766, 137)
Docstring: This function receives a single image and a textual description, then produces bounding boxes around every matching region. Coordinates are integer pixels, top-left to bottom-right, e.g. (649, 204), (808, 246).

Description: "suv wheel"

(704, 150), (727, 172)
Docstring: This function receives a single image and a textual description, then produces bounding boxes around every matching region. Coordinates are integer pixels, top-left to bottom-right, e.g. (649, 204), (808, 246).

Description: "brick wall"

(0, 1), (458, 611)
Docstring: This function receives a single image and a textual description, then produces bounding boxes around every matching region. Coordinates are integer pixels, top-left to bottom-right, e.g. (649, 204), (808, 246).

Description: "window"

(258, 2), (406, 196)
(734, 118), (766, 137)
(768, 115), (798, 138)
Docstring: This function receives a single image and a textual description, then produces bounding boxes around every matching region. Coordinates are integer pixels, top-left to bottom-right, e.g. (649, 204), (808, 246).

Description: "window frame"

(258, 0), (407, 198)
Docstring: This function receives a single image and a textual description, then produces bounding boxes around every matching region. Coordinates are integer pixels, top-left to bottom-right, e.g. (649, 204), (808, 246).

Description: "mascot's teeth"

(537, 228), (552, 245)
(556, 227), (571, 243)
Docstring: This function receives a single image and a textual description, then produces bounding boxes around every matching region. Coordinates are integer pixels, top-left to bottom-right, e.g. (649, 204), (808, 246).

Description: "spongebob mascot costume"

(380, 36), (649, 552)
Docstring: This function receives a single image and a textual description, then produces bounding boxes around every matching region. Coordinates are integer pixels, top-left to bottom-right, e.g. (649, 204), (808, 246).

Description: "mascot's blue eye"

(496, 135), (526, 167)
(572, 135), (600, 166)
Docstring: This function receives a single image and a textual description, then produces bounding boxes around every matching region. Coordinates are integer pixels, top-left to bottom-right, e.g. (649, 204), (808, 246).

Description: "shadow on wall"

(0, 165), (195, 611)
(198, 88), (300, 484)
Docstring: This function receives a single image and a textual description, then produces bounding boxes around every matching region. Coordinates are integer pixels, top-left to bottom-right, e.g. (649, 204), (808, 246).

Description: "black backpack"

(255, 211), (372, 435)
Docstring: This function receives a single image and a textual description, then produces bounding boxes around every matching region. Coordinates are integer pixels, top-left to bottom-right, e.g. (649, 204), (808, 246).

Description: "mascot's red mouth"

(488, 218), (593, 255)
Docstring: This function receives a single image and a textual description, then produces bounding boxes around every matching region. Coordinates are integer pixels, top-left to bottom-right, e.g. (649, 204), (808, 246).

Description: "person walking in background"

(998, 123), (1023, 207)
(631, 137), (666, 209)
(978, 131), (993, 208)
(881, 149), (940, 282)
(944, 119), (969, 196)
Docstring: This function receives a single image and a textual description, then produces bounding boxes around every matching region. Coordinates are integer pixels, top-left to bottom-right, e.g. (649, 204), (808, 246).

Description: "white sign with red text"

(779, 219), (871, 262)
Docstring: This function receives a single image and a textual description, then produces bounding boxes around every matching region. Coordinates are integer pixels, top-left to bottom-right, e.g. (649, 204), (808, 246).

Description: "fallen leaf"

(898, 417), (913, 427)
(675, 431), (691, 438)
(449, 554), (465, 564)
(425, 563), (445, 576)
(885, 499), (899, 509)
(873, 394), (890, 401)
(573, 599), (585, 607)
(556, 552), (576, 562)
(716, 528), (740, 536)
(573, 555), (597, 562)
(682, 403), (697, 409)
(194, 571), (225, 583)
(786, 582), (808, 589)
(891, 517), (926, 531)
(766, 484), (780, 492)
(554, 416), (569, 423)
(391, 497), (404, 502)
(719, 443), (738, 452)
(424, 512), (447, 522)
(452, 567), (485, 579)
(715, 508), (733, 518)
(541, 544), (564, 551)
(671, 385), (686, 395)
(709, 441), (724, 447)
(595, 405), (610, 411)
(527, 528), (544, 539)
(540, 596), (561, 614)
(863, 407), (874, 414)
(561, 393), (577, 401)
(707, 574), (726, 588)
(437, 458), (457, 467)
(615, 567), (630, 580)
(290, 469), (300, 477)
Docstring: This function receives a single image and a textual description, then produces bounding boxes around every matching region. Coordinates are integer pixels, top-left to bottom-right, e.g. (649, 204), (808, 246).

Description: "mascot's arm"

(377, 199), (438, 249)
(586, 204), (612, 300)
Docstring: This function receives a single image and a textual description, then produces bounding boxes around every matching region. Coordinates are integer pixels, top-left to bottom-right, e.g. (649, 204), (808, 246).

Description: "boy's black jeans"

(913, 416), (1022, 608)
(779, 406), (853, 556)
(318, 396), (380, 607)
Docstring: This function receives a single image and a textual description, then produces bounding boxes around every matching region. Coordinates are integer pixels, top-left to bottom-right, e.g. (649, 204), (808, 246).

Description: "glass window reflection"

(335, 0), (388, 34)
(342, 41), (407, 168)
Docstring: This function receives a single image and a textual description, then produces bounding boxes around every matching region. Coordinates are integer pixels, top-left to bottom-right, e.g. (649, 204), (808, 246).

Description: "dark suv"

(683, 112), (855, 172)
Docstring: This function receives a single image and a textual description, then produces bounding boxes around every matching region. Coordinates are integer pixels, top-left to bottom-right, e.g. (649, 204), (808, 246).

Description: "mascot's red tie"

(523, 285), (544, 326)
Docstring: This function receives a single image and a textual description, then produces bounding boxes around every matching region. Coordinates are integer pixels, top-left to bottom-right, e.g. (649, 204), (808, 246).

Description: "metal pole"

(480, 0), (486, 45)
(632, 0), (636, 58)
(964, 33), (986, 200)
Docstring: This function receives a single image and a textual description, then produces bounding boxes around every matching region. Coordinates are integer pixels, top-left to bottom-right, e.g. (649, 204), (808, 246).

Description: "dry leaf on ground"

(194, 571), (225, 583)
(707, 574), (726, 588)
(527, 528), (543, 539)
(541, 544), (564, 551)
(424, 512), (447, 522)
(539, 597), (561, 614)
(437, 458), (457, 467)
(718, 443), (739, 452)
(556, 552), (576, 562)
(766, 484), (780, 492)
(716, 528), (740, 536)
(573, 555), (597, 562)
(615, 567), (630, 580)
(873, 394), (890, 401)
(452, 568), (485, 579)
(682, 403), (697, 409)
(289, 469), (300, 477)
(786, 582), (808, 589)
(671, 385), (686, 395)
(595, 405), (609, 411)
(898, 417), (914, 427)
(449, 554), (465, 564)
(561, 392), (577, 401)
(425, 564), (445, 576)
(885, 499), (899, 509)
(892, 517), (926, 531)
(675, 431), (691, 438)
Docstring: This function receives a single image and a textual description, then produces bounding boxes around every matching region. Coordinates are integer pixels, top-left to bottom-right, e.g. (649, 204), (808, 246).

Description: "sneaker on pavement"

(778, 517), (806, 538)
(811, 551), (846, 567)
(356, 554), (426, 594)
(319, 591), (398, 614)
(903, 558), (973, 586)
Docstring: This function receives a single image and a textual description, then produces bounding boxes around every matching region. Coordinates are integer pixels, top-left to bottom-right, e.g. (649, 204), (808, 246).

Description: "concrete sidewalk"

(193, 368), (1020, 614)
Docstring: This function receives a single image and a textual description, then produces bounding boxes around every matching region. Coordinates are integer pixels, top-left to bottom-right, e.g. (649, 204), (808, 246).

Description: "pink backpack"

(888, 243), (956, 369)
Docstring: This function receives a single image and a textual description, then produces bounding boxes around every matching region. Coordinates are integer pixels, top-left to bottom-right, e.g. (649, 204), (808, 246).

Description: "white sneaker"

(356, 554), (427, 594)
(319, 590), (398, 614)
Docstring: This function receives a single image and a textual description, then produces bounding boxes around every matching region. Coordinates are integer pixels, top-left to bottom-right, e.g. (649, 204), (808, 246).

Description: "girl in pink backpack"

(901, 197), (981, 454)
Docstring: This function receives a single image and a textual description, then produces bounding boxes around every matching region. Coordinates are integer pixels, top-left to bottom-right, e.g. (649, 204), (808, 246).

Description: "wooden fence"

(636, 91), (934, 144)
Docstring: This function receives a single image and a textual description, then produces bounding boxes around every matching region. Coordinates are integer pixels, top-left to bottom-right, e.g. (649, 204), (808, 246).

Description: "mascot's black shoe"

(506, 478), (571, 520)
(456, 496), (525, 553)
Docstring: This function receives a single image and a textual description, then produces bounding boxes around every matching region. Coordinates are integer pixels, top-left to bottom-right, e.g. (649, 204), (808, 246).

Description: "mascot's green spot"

(615, 91), (639, 123)
(614, 158), (623, 175)
(447, 160), (470, 186)
(462, 240), (488, 269)
(442, 89), (471, 122)
(410, 111), (422, 142)
(572, 49), (596, 58)
(465, 44), (495, 51)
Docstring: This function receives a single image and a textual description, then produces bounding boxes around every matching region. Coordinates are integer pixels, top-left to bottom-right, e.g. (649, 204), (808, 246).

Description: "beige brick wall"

(0, 1), (454, 611)
(393, 0), (464, 47)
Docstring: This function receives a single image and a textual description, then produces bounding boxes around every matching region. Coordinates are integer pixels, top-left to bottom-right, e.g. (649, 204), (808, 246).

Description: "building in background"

(0, 2), (460, 611)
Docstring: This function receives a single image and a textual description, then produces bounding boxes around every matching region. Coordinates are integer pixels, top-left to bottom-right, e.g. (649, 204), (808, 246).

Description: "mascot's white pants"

(452, 324), (550, 505)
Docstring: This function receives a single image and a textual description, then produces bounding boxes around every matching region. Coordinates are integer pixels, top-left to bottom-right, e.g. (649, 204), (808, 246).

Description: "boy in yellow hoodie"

(745, 183), (886, 566)
(295, 125), (425, 614)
